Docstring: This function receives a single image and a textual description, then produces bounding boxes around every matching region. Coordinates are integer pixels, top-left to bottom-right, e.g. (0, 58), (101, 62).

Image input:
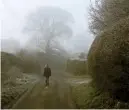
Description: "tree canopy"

(24, 7), (74, 53)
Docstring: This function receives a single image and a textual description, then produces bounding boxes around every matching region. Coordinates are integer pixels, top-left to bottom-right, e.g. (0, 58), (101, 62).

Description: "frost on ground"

(65, 76), (91, 86)
(1, 66), (39, 109)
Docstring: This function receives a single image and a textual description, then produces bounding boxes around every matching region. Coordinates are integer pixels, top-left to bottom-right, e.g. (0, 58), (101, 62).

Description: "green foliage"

(27, 51), (67, 71)
(87, 17), (129, 101)
(66, 59), (87, 75)
(21, 57), (41, 73)
(1, 50), (66, 76)
(72, 83), (129, 109)
(1, 52), (41, 75)
(1, 52), (23, 73)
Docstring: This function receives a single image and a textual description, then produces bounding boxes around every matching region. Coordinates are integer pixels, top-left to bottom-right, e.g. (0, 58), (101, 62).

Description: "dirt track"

(12, 71), (90, 109)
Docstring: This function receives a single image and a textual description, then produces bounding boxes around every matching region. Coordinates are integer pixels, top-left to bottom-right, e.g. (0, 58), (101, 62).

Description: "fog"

(1, 0), (94, 54)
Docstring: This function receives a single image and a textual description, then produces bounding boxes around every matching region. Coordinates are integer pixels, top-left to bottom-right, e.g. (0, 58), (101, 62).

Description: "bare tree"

(89, 0), (129, 36)
(23, 6), (74, 53)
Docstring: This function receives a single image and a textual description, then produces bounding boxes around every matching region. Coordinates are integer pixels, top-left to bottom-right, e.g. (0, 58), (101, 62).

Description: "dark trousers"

(45, 77), (49, 86)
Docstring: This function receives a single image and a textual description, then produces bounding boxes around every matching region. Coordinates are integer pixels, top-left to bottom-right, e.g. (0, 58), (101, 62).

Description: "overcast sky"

(1, 0), (94, 53)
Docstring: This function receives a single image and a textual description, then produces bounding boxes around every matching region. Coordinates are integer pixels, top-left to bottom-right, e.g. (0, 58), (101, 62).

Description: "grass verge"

(71, 83), (129, 109)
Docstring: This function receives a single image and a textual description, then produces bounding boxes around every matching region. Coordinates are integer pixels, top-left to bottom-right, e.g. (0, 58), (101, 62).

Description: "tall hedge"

(87, 17), (129, 102)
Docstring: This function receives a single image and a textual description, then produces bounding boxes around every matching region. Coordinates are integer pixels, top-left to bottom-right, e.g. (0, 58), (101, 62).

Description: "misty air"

(1, 0), (129, 109)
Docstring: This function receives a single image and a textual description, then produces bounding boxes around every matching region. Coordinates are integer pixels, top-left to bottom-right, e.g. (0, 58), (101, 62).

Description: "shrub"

(1, 51), (41, 74)
(1, 52), (23, 73)
(87, 17), (129, 102)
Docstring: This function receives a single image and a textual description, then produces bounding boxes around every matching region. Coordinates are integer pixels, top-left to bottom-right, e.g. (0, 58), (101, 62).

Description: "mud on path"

(12, 71), (76, 109)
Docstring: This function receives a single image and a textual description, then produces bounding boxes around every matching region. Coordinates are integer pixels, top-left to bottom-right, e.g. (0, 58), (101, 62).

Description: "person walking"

(43, 64), (51, 86)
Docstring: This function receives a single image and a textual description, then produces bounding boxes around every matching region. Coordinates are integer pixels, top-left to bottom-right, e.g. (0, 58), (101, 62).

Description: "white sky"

(1, 0), (94, 53)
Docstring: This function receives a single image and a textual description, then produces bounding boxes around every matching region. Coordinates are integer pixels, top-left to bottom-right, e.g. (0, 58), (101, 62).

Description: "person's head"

(45, 64), (49, 68)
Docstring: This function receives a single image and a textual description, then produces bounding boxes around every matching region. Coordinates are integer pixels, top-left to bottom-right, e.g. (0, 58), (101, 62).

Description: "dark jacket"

(44, 67), (51, 77)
